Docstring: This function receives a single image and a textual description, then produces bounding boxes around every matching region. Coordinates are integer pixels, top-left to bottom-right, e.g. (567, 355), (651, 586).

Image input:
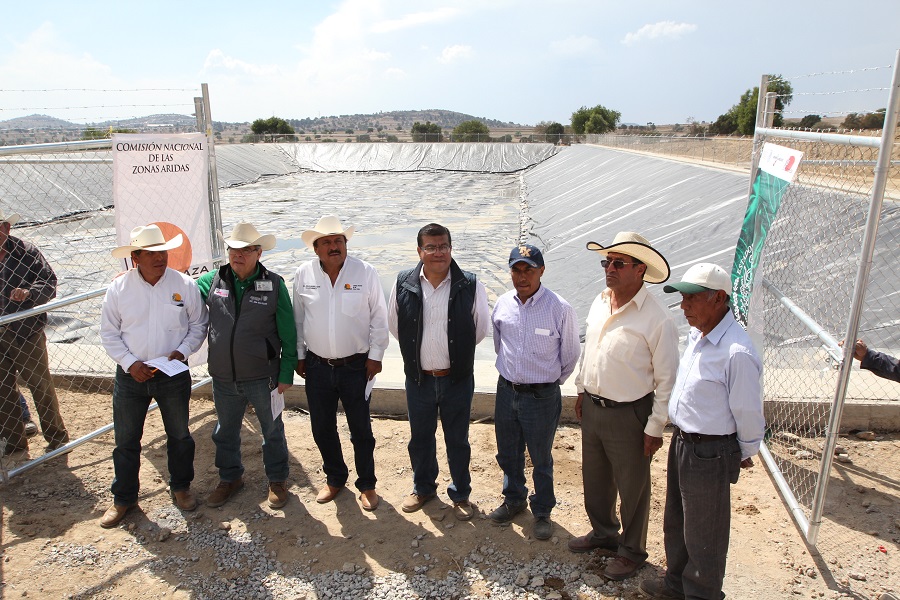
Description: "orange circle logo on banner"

(153, 221), (193, 273)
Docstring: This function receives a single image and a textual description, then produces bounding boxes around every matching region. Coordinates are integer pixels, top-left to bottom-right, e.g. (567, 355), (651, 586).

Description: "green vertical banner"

(731, 143), (803, 325)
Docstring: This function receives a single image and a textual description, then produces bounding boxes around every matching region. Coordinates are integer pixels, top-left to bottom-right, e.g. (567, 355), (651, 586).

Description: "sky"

(1, 0), (898, 127)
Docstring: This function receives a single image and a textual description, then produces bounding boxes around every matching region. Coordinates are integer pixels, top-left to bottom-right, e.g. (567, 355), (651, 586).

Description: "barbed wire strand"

(774, 65), (892, 80)
(0, 88), (197, 93)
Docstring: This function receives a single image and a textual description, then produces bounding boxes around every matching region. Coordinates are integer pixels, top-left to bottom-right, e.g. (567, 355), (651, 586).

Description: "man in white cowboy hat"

(640, 263), (763, 600)
(388, 223), (490, 521)
(569, 231), (679, 582)
(0, 209), (70, 456)
(99, 224), (209, 528)
(197, 223), (297, 510)
(292, 215), (388, 511)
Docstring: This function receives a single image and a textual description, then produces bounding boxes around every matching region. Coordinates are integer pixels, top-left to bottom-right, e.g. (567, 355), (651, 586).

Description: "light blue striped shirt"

(492, 285), (580, 385)
(668, 311), (765, 459)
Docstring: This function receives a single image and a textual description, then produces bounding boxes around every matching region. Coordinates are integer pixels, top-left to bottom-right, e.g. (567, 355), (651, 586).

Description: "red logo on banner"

(152, 221), (193, 273)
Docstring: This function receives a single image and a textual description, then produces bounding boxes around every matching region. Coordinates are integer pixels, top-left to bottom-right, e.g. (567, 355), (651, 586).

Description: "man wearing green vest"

(197, 223), (297, 509)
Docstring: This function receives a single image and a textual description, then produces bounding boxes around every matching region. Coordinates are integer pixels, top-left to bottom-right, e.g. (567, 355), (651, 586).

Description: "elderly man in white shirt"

(293, 216), (389, 512)
(570, 231), (679, 582)
(640, 263), (764, 600)
(99, 224), (209, 528)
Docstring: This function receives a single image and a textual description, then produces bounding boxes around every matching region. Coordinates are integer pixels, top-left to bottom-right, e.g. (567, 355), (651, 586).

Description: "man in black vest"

(388, 223), (490, 521)
(197, 223), (298, 510)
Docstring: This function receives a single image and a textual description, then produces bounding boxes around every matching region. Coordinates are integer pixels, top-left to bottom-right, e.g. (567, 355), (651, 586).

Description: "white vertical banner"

(112, 133), (216, 277)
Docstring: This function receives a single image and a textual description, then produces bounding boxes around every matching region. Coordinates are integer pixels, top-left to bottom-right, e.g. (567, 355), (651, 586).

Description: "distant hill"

(286, 110), (522, 132)
(0, 109), (522, 134)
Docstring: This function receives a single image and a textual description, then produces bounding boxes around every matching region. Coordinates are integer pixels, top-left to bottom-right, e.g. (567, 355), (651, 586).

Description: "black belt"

(308, 351), (367, 367)
(586, 392), (628, 408)
(500, 375), (556, 393)
(674, 427), (736, 443)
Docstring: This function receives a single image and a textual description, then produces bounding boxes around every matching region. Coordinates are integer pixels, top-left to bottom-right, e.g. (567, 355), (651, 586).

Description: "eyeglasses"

(228, 246), (261, 256)
(601, 259), (641, 270)
(420, 244), (451, 255)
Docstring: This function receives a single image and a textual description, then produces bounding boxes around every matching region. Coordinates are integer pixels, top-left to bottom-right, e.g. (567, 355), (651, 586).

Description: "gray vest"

(206, 263), (282, 381)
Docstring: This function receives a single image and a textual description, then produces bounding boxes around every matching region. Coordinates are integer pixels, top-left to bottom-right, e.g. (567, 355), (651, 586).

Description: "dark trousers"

(111, 367), (195, 505)
(580, 391), (654, 564)
(305, 354), (376, 492)
(405, 373), (474, 502)
(494, 377), (561, 517)
(663, 433), (741, 600)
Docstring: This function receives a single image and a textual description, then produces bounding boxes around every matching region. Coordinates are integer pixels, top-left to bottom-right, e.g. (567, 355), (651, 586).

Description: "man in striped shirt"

(488, 244), (580, 540)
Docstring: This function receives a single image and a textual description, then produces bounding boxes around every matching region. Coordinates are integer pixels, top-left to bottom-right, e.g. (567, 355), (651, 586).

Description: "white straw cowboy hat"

(111, 224), (184, 259)
(0, 209), (20, 226)
(586, 231), (671, 284)
(223, 222), (276, 251)
(301, 215), (355, 250)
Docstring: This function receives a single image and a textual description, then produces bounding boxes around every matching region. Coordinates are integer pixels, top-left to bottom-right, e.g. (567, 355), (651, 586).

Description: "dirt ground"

(1, 390), (898, 599)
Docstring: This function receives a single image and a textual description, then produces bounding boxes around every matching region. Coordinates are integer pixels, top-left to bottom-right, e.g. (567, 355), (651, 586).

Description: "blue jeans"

(111, 367), (195, 505)
(494, 377), (561, 517)
(211, 377), (289, 483)
(406, 373), (474, 502)
(305, 354), (376, 491)
(663, 433), (741, 600)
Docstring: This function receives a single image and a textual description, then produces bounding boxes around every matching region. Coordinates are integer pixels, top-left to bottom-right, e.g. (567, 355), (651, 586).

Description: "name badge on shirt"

(255, 280), (274, 292)
(535, 328), (551, 336)
(214, 288), (230, 298)
(343, 283), (363, 292)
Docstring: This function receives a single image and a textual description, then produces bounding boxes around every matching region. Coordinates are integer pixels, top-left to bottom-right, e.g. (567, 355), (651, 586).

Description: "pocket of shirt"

(341, 292), (364, 317)
(162, 304), (188, 332)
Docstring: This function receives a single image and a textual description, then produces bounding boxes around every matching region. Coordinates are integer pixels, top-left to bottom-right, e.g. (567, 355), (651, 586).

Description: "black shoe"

(533, 516), (553, 540)
(487, 501), (527, 524)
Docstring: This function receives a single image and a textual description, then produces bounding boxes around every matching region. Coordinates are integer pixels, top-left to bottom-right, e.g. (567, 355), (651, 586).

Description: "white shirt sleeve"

(366, 264), (390, 361)
(388, 281), (400, 340)
(472, 279), (490, 344)
(175, 280), (209, 360)
(99, 281), (139, 372)
(293, 265), (308, 359)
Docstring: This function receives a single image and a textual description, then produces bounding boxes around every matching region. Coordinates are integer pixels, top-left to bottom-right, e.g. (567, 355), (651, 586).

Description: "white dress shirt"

(293, 255), (389, 361)
(668, 310), (765, 459)
(100, 267), (209, 371)
(574, 285), (679, 438)
(388, 269), (490, 370)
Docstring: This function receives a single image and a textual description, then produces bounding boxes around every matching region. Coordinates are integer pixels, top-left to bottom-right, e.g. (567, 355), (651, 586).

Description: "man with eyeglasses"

(569, 231), (679, 582)
(197, 223), (297, 510)
(293, 215), (388, 512)
(388, 223), (489, 520)
(640, 263), (763, 600)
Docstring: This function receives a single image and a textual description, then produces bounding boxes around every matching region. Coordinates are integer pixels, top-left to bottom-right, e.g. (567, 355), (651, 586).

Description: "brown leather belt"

(674, 426), (736, 443)
(422, 368), (451, 377)
(308, 351), (368, 367)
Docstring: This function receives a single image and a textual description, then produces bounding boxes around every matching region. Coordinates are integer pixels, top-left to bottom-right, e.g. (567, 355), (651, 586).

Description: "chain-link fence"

(747, 58), (900, 595)
(0, 89), (218, 478)
(588, 133), (755, 169)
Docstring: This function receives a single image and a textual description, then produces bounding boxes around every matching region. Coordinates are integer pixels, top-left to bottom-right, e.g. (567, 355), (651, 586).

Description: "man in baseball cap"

(641, 263), (764, 600)
(488, 244), (579, 540)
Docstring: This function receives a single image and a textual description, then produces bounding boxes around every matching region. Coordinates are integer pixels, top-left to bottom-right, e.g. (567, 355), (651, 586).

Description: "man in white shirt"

(640, 263), (764, 600)
(388, 223), (490, 521)
(99, 224), (209, 528)
(570, 231), (679, 582)
(293, 216), (389, 512)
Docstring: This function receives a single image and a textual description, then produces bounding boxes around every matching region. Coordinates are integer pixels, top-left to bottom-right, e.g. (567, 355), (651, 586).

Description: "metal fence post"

(806, 49), (900, 544)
